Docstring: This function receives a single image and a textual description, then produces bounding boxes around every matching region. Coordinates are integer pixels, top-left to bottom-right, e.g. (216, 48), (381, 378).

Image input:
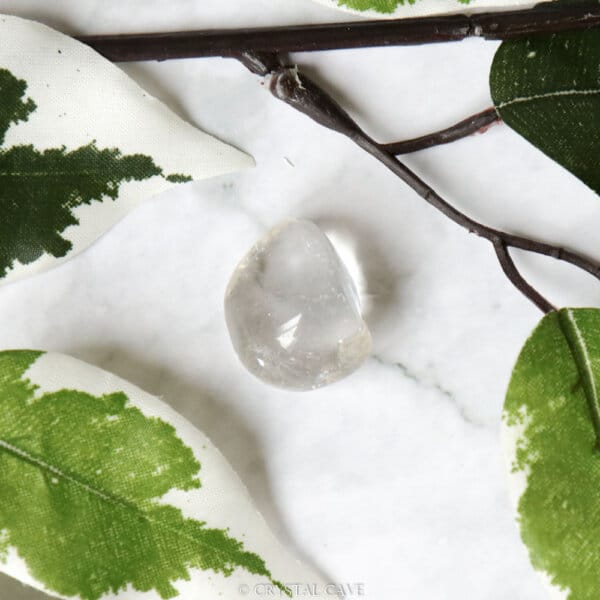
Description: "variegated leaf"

(0, 14), (252, 286)
(0, 350), (326, 600)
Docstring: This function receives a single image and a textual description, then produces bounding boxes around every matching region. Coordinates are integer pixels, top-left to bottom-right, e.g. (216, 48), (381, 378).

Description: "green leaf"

(0, 75), (164, 278)
(337, 0), (423, 13)
(0, 351), (291, 600)
(490, 30), (600, 195)
(503, 308), (600, 600)
(335, 0), (469, 13)
(0, 15), (252, 286)
(314, 0), (549, 17)
(0, 68), (35, 146)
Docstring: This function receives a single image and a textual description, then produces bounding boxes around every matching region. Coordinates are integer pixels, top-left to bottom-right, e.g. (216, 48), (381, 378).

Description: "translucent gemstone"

(224, 220), (372, 391)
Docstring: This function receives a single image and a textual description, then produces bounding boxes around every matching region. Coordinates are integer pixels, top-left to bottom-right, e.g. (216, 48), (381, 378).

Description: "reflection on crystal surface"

(225, 220), (372, 391)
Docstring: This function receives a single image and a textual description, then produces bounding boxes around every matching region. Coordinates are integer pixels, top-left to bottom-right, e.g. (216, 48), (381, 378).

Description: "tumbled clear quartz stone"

(225, 220), (372, 391)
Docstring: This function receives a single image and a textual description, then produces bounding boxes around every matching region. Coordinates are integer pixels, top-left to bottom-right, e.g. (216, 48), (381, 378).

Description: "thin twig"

(238, 51), (600, 312)
(384, 108), (500, 155)
(78, 3), (600, 62)
(77, 21), (600, 313)
(493, 240), (556, 313)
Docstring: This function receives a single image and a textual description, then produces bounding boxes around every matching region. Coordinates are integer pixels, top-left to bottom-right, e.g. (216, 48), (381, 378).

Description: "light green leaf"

(334, 0), (469, 13)
(0, 351), (322, 600)
(503, 308), (600, 600)
(312, 0), (540, 18)
(490, 30), (600, 195)
(0, 14), (252, 286)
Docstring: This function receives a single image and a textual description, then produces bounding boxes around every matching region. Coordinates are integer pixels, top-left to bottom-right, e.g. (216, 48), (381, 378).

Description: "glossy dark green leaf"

(490, 30), (600, 194)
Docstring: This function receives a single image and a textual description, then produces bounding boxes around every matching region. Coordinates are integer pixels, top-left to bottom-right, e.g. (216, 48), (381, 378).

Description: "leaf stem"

(78, 3), (600, 62)
(384, 108), (500, 155)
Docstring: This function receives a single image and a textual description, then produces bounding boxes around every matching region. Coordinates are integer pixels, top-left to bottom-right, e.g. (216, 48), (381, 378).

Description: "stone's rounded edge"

(339, 320), (373, 371)
(224, 312), (373, 393)
(223, 219), (373, 392)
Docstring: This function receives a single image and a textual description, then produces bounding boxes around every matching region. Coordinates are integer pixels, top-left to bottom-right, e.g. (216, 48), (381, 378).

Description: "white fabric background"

(0, 1), (597, 599)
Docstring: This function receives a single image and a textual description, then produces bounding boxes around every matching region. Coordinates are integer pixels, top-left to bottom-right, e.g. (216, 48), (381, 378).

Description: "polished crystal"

(225, 220), (372, 391)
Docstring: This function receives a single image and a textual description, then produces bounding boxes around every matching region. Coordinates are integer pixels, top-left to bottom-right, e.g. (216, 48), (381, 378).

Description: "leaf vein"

(558, 309), (600, 447)
(497, 89), (600, 109)
(0, 437), (232, 562)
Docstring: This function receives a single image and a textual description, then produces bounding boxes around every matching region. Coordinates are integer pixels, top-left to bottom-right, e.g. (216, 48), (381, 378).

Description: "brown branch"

(78, 3), (600, 62)
(75, 12), (600, 313)
(384, 108), (500, 155)
(493, 240), (556, 313)
(239, 52), (599, 313)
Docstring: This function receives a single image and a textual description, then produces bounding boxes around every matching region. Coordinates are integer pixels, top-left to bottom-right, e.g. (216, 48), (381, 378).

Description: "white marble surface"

(0, 1), (598, 599)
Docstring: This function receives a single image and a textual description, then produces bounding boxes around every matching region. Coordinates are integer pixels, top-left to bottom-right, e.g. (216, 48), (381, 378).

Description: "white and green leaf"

(0, 350), (329, 600)
(0, 14), (252, 286)
(312, 0), (548, 18)
(503, 308), (600, 600)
